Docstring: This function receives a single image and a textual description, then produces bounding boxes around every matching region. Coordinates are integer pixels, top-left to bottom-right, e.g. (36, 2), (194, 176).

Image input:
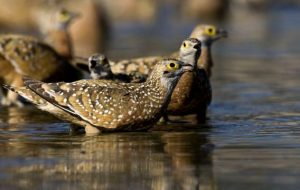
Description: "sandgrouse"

(4, 59), (193, 133)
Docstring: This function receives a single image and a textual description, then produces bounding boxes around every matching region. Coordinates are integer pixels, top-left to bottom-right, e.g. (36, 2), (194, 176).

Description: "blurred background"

(1, 0), (300, 189)
(0, 0), (299, 57)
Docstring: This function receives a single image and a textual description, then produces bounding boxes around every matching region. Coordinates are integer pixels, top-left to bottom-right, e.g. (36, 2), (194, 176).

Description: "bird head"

(88, 54), (113, 79)
(179, 38), (202, 66)
(148, 59), (194, 88)
(190, 24), (227, 45)
(55, 8), (80, 29)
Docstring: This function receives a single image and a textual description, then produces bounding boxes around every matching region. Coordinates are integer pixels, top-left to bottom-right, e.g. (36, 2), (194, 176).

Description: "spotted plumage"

(75, 38), (212, 123)
(109, 25), (226, 123)
(71, 25), (227, 123)
(4, 59), (193, 133)
(0, 9), (81, 106)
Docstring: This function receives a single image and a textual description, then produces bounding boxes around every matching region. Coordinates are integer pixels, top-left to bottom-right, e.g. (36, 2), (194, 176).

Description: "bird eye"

(167, 62), (180, 71)
(58, 10), (70, 22)
(61, 10), (68, 16)
(205, 27), (216, 36)
(182, 42), (190, 49)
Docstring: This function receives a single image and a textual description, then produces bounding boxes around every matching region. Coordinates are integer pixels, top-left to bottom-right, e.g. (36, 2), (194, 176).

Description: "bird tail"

(3, 81), (45, 106)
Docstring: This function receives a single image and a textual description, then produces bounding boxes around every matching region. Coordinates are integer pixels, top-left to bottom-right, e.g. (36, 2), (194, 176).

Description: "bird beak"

(218, 29), (228, 38)
(182, 63), (194, 72)
(193, 42), (202, 50)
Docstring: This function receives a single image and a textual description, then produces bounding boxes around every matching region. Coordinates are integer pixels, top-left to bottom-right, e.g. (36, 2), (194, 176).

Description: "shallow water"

(1, 5), (300, 190)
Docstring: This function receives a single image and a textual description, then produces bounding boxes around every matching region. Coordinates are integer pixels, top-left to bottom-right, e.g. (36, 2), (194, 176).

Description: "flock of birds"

(0, 8), (227, 134)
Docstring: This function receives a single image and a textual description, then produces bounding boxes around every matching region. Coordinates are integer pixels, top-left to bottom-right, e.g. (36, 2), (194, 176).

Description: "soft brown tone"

(5, 59), (193, 133)
(0, 9), (81, 106)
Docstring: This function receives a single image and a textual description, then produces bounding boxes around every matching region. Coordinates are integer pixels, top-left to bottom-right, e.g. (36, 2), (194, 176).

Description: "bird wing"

(23, 77), (132, 127)
(0, 35), (62, 80)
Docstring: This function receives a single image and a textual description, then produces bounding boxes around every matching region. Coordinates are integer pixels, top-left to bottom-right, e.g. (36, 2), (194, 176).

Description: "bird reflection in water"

(0, 106), (59, 126)
(0, 117), (216, 190)
(159, 124), (216, 190)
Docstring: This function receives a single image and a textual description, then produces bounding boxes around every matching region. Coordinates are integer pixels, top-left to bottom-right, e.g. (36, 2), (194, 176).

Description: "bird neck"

(160, 77), (180, 109)
(145, 73), (180, 111)
(198, 43), (213, 78)
(145, 74), (168, 96)
(45, 28), (73, 59)
(129, 71), (181, 125)
(180, 51), (200, 69)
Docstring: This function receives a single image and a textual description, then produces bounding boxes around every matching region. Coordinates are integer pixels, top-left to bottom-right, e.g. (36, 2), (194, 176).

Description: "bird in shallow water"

(165, 38), (211, 123)
(72, 25), (225, 123)
(71, 25), (226, 123)
(0, 9), (81, 106)
(4, 59), (193, 134)
(76, 38), (211, 123)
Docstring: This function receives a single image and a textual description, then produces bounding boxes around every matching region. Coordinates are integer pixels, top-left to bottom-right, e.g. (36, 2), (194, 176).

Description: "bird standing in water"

(72, 24), (227, 123)
(4, 59), (193, 133)
(166, 38), (211, 123)
(75, 38), (212, 123)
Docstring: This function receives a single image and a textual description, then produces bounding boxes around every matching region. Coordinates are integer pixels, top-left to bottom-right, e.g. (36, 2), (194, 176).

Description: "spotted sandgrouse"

(4, 59), (193, 133)
(0, 9), (81, 106)
(71, 25), (226, 123)
(76, 38), (211, 123)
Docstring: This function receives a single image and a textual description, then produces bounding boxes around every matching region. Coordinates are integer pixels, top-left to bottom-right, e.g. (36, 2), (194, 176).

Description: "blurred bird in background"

(0, 8), (82, 106)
